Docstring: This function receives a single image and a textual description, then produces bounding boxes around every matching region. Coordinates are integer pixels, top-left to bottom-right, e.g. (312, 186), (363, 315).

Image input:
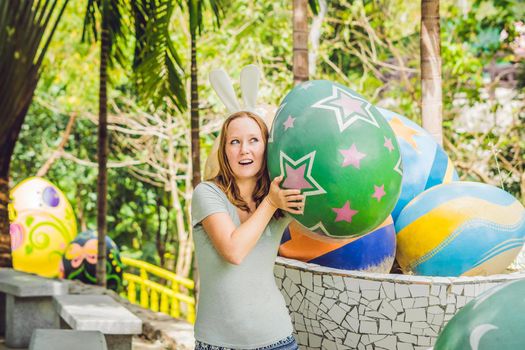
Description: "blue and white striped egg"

(395, 182), (525, 276)
(378, 108), (458, 221)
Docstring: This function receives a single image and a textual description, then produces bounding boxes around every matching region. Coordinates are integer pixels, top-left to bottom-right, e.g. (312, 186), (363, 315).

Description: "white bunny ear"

(209, 69), (241, 113)
(240, 65), (261, 112)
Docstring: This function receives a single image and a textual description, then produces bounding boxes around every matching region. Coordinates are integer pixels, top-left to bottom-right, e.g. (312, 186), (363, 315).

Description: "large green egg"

(434, 278), (525, 349)
(267, 80), (402, 238)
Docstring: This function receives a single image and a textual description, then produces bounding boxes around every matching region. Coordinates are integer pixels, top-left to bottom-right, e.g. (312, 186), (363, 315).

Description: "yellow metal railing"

(120, 256), (195, 323)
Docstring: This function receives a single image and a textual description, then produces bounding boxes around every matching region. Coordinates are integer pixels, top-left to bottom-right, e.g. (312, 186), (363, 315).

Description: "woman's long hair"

(213, 111), (283, 218)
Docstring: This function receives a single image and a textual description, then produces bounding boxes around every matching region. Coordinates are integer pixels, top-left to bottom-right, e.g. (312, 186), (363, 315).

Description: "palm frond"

(309, 0), (319, 15)
(0, 0), (69, 149)
(133, 0), (187, 111)
(81, 0), (129, 69)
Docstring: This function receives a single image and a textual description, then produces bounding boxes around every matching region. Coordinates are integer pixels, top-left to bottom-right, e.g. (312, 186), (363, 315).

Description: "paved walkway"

(1, 280), (194, 350)
(0, 336), (166, 350)
(69, 281), (194, 349)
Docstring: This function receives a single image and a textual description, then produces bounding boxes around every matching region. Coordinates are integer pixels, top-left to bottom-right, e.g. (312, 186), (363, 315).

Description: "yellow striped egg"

(395, 182), (525, 276)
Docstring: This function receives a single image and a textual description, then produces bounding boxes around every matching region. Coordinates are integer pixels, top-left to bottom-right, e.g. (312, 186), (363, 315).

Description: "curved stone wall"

(274, 257), (525, 350)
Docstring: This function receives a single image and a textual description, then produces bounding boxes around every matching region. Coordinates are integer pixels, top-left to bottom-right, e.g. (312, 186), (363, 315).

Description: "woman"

(191, 111), (305, 350)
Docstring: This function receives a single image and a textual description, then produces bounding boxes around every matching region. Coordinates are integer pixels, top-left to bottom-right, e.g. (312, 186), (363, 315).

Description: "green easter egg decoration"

(434, 278), (525, 350)
(267, 80), (402, 238)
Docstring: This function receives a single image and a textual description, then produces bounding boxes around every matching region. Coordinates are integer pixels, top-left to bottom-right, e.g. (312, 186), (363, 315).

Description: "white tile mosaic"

(401, 298), (415, 309)
(379, 301), (398, 320)
(362, 289), (380, 301)
(274, 259), (525, 350)
(321, 297), (336, 309)
(397, 343), (415, 350)
(382, 282), (395, 299)
(360, 335), (371, 345)
(301, 271), (313, 290)
(308, 334), (322, 348)
(405, 308), (427, 322)
(343, 332), (360, 348)
(359, 279), (382, 290)
(428, 296), (440, 305)
(333, 276), (345, 291)
(413, 297), (429, 308)
(398, 333), (418, 344)
(297, 331), (308, 345)
(395, 284), (411, 298)
(392, 320), (411, 333)
(321, 338), (338, 350)
(409, 284), (430, 297)
(464, 284), (476, 297)
(327, 304), (346, 324)
(345, 315), (359, 333)
(378, 319), (392, 334)
(456, 295), (467, 308)
(274, 265), (285, 278)
(450, 284), (463, 295)
(411, 326), (423, 335)
(390, 299), (403, 312)
(375, 335), (397, 349)
(360, 321), (378, 334)
(344, 278), (361, 292)
(287, 268), (301, 285)
(430, 284), (440, 296)
(367, 300), (381, 311)
(427, 305), (444, 315)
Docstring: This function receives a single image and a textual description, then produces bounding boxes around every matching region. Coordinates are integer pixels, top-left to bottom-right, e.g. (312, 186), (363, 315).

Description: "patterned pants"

(195, 335), (298, 350)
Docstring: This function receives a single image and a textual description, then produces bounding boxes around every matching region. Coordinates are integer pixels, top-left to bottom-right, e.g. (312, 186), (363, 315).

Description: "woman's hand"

(265, 175), (305, 215)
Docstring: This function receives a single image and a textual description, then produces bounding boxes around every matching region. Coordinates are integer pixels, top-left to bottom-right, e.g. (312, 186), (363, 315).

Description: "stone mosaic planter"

(274, 257), (525, 350)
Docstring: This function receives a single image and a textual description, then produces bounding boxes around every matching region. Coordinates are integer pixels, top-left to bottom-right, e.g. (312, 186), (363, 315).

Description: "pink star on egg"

(340, 144), (367, 169)
(372, 185), (386, 202)
(282, 163), (313, 190)
(283, 115), (296, 130)
(384, 136), (394, 152)
(331, 93), (368, 119)
(332, 201), (358, 223)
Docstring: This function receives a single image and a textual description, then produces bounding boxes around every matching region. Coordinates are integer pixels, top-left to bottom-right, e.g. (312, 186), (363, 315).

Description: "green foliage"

(9, 0), (525, 269)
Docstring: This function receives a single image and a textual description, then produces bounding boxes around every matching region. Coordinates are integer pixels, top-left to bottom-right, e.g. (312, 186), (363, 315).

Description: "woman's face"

(225, 116), (265, 182)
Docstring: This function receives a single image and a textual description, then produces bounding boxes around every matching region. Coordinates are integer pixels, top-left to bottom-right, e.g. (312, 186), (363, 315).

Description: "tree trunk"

(293, 0), (309, 85)
(421, 0), (443, 145)
(190, 34), (201, 189)
(96, 0), (109, 287)
(309, 0), (327, 77)
(0, 105), (30, 268)
(0, 174), (12, 268)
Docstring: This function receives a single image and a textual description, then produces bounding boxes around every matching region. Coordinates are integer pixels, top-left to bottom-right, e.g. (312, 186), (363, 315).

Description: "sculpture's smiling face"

(225, 116), (265, 181)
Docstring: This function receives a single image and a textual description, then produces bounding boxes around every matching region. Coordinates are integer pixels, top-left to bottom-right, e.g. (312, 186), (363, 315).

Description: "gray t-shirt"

(191, 181), (294, 349)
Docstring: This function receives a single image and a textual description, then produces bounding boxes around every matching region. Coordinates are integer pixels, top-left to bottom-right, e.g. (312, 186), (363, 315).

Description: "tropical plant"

(82, 0), (189, 286)
(0, 0), (69, 267)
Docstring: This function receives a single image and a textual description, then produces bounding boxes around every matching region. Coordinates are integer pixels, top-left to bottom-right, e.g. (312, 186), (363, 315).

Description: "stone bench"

(0, 268), (68, 348)
(29, 329), (108, 350)
(54, 294), (142, 350)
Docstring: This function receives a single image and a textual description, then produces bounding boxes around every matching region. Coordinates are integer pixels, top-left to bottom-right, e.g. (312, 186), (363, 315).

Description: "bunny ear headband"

(209, 64), (261, 115)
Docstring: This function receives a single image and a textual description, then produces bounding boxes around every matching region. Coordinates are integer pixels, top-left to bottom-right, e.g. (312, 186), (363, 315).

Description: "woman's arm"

(202, 176), (304, 265)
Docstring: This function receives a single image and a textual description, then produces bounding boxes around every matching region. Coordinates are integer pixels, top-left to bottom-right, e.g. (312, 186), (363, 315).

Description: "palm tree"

(96, 0), (110, 287)
(293, 0), (319, 85)
(0, 0), (69, 268)
(186, 0), (223, 189)
(421, 0), (443, 145)
(83, 0), (188, 286)
(293, 0), (308, 84)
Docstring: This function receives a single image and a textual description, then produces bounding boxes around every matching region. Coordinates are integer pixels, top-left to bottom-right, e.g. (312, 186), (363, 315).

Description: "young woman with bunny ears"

(191, 67), (305, 350)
